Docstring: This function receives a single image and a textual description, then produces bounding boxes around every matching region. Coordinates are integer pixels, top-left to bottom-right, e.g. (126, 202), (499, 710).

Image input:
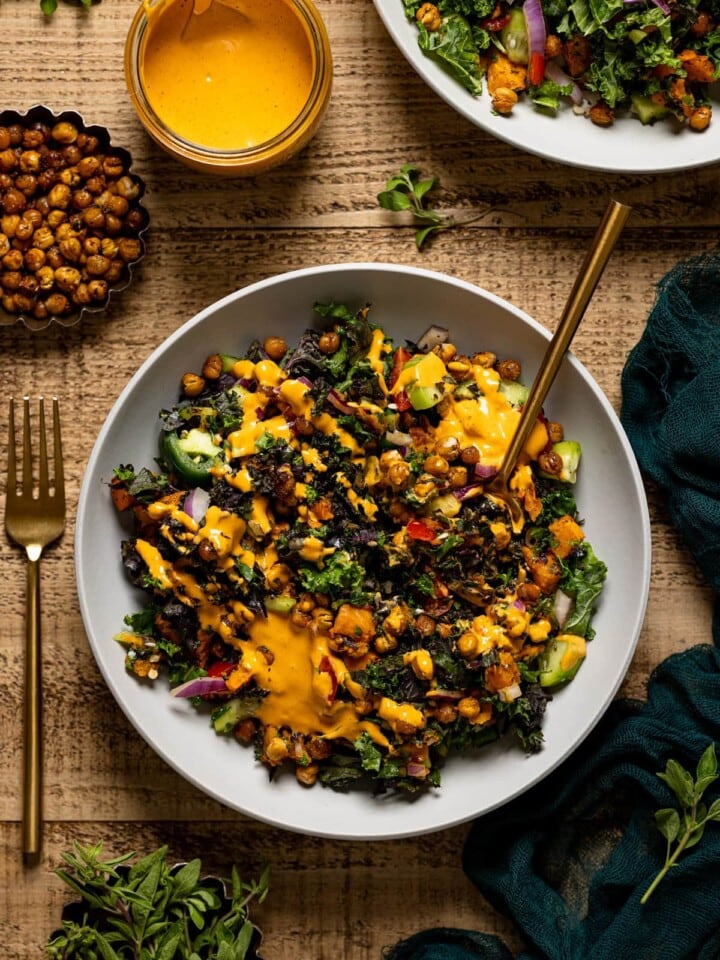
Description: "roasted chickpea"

(318, 330), (341, 354)
(2, 248), (23, 271)
(496, 358), (521, 381)
(47, 182), (71, 209)
(54, 265), (82, 292)
(201, 353), (224, 380)
(547, 420), (564, 443)
(24, 247), (46, 272)
(0, 149), (18, 172)
(51, 121), (78, 144)
(116, 175), (140, 200)
(434, 436), (459, 461)
(1, 270), (21, 291)
(2, 188), (27, 215)
(690, 105), (712, 132)
(263, 335), (287, 360)
(15, 173), (38, 197)
(45, 291), (70, 315)
(82, 205), (105, 230)
(537, 449), (563, 475)
(87, 278), (109, 301)
(85, 254), (111, 276)
(424, 454), (449, 476)
(46, 210), (67, 230)
(181, 372), (206, 397)
(492, 86), (518, 115)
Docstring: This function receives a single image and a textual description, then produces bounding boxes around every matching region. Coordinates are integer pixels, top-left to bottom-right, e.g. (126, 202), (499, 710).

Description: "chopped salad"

(111, 303), (606, 794)
(402, 0), (719, 129)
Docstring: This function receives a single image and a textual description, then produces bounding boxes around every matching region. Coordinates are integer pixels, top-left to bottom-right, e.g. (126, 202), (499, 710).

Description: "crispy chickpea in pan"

(0, 112), (147, 324)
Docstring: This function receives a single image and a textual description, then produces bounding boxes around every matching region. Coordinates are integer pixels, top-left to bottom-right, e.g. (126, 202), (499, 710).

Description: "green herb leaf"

(45, 842), (268, 959)
(654, 807), (680, 843)
(378, 164), (490, 249)
(641, 743), (720, 904)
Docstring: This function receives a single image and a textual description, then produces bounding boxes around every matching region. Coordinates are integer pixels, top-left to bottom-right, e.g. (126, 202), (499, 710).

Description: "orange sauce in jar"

(139, 0), (316, 150)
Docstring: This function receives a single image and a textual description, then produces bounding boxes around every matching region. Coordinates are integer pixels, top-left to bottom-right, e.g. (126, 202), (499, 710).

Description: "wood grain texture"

(0, 0), (717, 955)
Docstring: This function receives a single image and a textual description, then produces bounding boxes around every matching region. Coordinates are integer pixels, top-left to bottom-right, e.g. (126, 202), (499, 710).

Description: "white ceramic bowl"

(76, 263), (651, 840)
(373, 0), (720, 174)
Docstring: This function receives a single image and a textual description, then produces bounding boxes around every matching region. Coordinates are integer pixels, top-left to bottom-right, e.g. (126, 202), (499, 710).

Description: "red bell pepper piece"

(406, 519), (437, 542)
(319, 655), (338, 702)
(207, 661), (234, 677)
(528, 51), (545, 86)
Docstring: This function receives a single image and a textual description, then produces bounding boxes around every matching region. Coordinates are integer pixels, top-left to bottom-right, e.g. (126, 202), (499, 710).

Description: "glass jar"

(124, 0), (333, 177)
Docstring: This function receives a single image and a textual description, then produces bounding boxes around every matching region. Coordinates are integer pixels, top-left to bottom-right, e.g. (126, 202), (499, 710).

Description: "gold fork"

(5, 397), (66, 865)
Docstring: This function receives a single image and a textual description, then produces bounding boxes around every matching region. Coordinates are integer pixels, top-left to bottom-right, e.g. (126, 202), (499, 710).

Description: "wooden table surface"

(0, 0), (716, 956)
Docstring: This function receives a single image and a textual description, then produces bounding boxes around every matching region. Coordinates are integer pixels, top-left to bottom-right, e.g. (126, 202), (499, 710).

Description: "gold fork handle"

(23, 551), (42, 865)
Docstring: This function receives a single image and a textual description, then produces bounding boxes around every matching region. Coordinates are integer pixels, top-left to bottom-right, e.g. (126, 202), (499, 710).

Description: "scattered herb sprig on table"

(40, 0), (94, 15)
(377, 163), (488, 249)
(641, 743), (720, 904)
(45, 841), (269, 959)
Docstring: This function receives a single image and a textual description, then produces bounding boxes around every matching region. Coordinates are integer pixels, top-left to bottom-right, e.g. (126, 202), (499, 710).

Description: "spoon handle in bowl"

(496, 197), (632, 488)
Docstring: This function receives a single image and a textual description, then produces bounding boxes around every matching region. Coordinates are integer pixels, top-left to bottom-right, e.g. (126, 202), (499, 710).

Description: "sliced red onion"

(406, 761), (429, 779)
(512, 598), (526, 611)
(474, 462), (498, 479)
(416, 324), (449, 352)
(454, 483), (484, 501)
(183, 487), (210, 524)
(385, 429), (413, 446)
(523, 0), (547, 69)
(553, 588), (574, 628)
(497, 683), (523, 702)
(545, 59), (584, 105)
(296, 376), (314, 388)
(170, 675), (228, 698)
(326, 389), (355, 415)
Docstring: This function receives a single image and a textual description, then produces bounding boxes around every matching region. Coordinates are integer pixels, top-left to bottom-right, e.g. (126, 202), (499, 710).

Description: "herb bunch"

(641, 743), (720, 904)
(46, 841), (269, 959)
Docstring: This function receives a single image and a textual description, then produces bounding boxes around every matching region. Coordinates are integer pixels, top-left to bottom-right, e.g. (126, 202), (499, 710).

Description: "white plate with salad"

(373, 0), (720, 173)
(76, 262), (651, 840)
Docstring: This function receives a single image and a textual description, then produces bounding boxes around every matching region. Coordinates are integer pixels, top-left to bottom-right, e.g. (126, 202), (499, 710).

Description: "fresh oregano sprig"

(640, 742), (720, 904)
(377, 163), (487, 249)
(45, 841), (269, 959)
(40, 0), (94, 15)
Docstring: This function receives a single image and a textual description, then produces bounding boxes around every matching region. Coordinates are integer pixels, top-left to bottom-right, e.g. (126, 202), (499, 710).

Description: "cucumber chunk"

(499, 378), (530, 409)
(211, 698), (256, 734)
(178, 427), (222, 459)
(553, 440), (581, 483)
(500, 7), (529, 64)
(539, 634), (587, 687)
(408, 383), (444, 410)
(631, 92), (669, 125)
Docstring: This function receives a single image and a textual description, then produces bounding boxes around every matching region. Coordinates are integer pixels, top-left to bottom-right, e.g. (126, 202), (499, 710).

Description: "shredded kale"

(560, 543), (608, 639)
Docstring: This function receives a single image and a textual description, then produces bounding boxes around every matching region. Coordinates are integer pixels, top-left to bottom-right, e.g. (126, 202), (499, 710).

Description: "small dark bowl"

(0, 104), (149, 331)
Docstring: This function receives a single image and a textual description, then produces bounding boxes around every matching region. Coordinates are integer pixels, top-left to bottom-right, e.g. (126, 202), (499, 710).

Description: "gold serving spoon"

(486, 197), (632, 532)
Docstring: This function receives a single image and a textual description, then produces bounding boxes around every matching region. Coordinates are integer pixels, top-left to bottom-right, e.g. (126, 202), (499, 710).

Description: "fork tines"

(8, 397), (65, 502)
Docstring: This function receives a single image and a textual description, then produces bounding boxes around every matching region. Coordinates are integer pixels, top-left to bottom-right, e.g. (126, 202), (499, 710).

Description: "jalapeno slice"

(160, 428), (221, 486)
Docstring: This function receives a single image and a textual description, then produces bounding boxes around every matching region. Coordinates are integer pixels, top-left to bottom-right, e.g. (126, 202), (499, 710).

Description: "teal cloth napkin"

(384, 250), (720, 960)
(620, 247), (720, 643)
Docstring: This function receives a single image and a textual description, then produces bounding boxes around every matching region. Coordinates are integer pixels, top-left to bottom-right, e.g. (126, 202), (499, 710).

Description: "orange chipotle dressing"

(140, 0), (315, 150)
(228, 611), (390, 747)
